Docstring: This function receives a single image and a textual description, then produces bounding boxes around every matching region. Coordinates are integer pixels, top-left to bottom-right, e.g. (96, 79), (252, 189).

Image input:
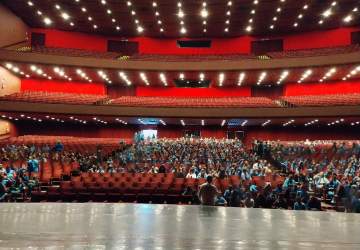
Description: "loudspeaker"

(31, 32), (45, 47)
(251, 39), (283, 55)
(107, 40), (139, 55)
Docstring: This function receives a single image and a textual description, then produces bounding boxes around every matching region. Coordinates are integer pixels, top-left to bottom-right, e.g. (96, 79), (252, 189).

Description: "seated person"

(307, 196), (322, 211)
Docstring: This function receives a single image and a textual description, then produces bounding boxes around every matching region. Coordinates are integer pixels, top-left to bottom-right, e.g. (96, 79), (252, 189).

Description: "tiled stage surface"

(0, 203), (359, 249)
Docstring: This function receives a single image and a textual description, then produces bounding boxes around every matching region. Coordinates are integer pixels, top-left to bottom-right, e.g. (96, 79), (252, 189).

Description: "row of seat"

(2, 91), (360, 107)
(1, 136), (124, 155)
(16, 44), (360, 61)
(30, 46), (120, 59)
(281, 93), (360, 107)
(110, 96), (278, 108)
(0, 91), (107, 105)
(128, 53), (257, 61)
(31, 174), (284, 203)
(268, 44), (360, 59)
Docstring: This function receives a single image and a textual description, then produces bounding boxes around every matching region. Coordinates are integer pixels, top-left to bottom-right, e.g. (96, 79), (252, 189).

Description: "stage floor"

(0, 203), (360, 249)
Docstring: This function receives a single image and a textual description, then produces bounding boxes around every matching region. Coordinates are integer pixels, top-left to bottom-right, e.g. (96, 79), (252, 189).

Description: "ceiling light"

(5, 63), (13, 69)
(137, 26), (144, 33)
(61, 12), (70, 20)
(218, 73), (225, 86)
(245, 25), (252, 32)
(343, 15), (353, 23)
(257, 72), (267, 85)
(28, 1), (34, 6)
(180, 27), (186, 34)
(200, 9), (209, 18)
(43, 17), (52, 25)
(178, 10), (184, 18)
(238, 73), (245, 86)
(322, 9), (332, 18)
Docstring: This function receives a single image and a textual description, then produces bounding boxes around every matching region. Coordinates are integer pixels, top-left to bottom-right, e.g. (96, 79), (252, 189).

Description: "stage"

(0, 203), (360, 249)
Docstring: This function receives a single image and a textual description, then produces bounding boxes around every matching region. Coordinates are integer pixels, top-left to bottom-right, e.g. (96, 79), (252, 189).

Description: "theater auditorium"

(1, 0), (360, 249)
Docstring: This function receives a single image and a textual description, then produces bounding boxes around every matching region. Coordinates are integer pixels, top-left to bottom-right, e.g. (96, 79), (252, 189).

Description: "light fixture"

(43, 17), (52, 25)
(61, 12), (70, 20)
(137, 26), (144, 33)
(257, 72), (267, 85)
(238, 73), (245, 86)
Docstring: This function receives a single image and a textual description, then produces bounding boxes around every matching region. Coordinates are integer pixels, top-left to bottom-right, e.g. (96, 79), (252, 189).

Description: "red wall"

(13, 122), (228, 139)
(21, 79), (106, 95)
(284, 81), (360, 96)
(134, 36), (253, 55)
(136, 86), (251, 97)
(12, 122), (360, 144)
(282, 27), (358, 50)
(31, 28), (107, 52)
(31, 27), (359, 55)
(244, 126), (360, 146)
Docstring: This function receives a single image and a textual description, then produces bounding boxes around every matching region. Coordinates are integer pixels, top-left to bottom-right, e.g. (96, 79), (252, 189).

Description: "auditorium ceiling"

(2, 61), (360, 86)
(1, 111), (360, 128)
(3, 0), (360, 37)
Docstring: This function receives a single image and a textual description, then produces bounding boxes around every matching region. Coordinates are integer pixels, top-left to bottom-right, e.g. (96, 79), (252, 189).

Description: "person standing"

(198, 175), (220, 206)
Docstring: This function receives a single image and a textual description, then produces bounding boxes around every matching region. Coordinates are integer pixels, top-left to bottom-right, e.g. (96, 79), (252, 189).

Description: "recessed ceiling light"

(343, 15), (353, 23)
(322, 9), (332, 18)
(200, 9), (209, 18)
(178, 10), (184, 18)
(61, 12), (70, 20)
(137, 26), (144, 33)
(43, 17), (52, 25)
(180, 27), (187, 34)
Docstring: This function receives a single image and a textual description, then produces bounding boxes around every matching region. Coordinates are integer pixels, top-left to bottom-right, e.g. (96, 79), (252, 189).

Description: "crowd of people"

(0, 136), (360, 212)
